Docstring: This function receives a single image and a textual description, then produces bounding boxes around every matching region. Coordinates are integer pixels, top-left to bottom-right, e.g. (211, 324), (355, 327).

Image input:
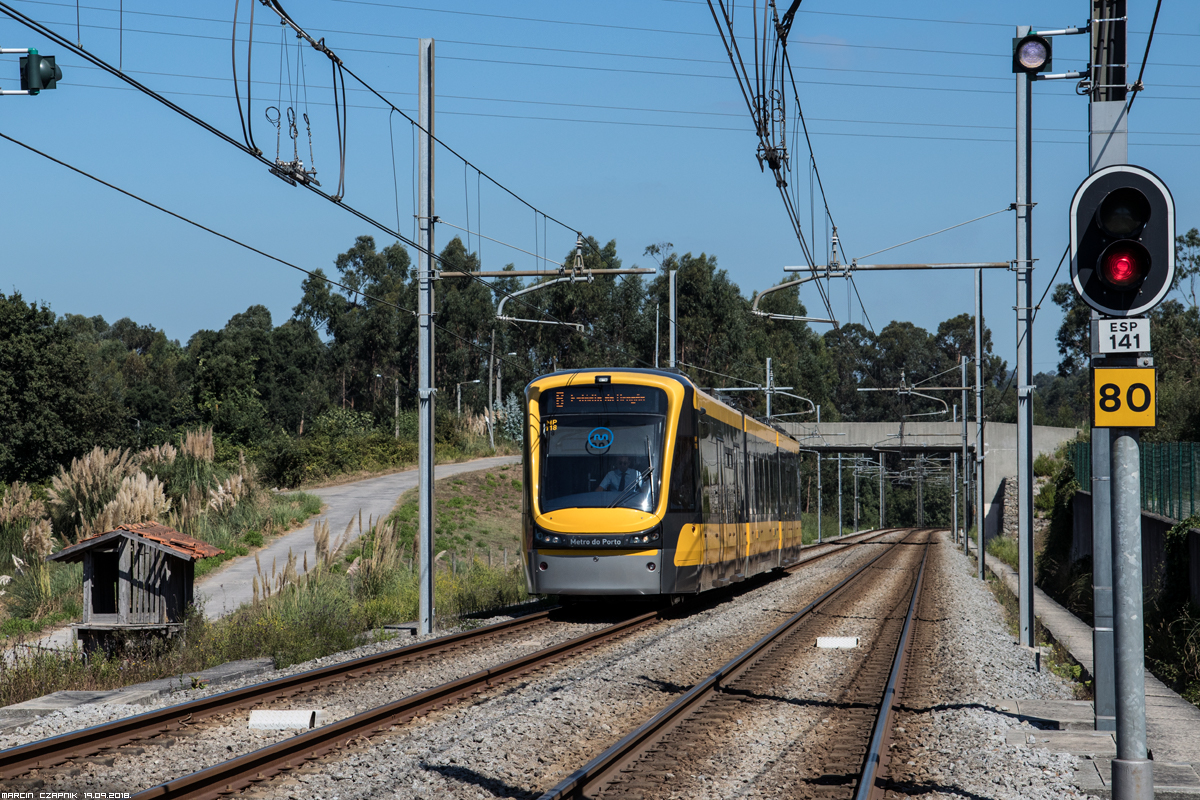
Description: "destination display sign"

(543, 385), (666, 414)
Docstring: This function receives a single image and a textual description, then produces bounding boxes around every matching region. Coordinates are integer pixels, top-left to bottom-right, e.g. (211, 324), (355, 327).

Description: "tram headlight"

(625, 528), (662, 545)
(533, 529), (563, 545)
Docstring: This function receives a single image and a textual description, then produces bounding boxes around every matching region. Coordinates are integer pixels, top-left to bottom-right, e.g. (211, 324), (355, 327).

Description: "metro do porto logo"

(586, 427), (614, 452)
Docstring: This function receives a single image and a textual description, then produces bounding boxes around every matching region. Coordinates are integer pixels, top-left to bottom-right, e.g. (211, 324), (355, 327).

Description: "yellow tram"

(521, 368), (804, 599)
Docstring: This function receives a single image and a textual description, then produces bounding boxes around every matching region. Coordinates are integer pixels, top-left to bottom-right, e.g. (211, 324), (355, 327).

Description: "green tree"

(0, 293), (121, 482)
(435, 237), (496, 407)
(1173, 227), (1200, 308)
(293, 235), (416, 420)
(1051, 283), (1091, 376)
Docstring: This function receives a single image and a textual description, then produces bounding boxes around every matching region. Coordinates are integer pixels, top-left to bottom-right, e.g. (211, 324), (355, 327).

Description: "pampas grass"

(90, 472), (171, 536)
(47, 447), (138, 543)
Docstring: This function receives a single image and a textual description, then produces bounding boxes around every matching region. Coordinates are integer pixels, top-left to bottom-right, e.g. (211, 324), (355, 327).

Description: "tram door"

(720, 442), (742, 582)
(734, 436), (747, 578)
(699, 421), (723, 584)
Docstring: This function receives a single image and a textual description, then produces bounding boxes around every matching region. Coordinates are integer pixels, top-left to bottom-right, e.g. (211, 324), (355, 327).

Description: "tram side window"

(668, 434), (698, 512)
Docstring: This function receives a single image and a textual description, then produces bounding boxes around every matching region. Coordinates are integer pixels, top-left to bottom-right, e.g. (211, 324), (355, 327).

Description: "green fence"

(1068, 440), (1199, 521)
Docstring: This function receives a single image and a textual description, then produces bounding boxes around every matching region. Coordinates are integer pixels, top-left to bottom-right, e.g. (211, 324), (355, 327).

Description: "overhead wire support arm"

(444, 269), (654, 278)
(751, 269), (843, 324)
(784, 262), (1009, 272)
(495, 278), (587, 331)
(494, 235), (594, 331)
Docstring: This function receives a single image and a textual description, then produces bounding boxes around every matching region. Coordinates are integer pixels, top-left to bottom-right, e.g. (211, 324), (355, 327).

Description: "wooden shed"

(49, 522), (224, 652)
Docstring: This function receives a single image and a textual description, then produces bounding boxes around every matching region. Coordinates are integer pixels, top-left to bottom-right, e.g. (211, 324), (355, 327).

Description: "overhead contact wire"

(0, 130), (535, 380)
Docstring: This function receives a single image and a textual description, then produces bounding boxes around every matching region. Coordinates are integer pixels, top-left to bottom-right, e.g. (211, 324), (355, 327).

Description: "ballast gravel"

(2, 532), (1100, 799)
(879, 534), (1099, 800)
(4, 539), (886, 796)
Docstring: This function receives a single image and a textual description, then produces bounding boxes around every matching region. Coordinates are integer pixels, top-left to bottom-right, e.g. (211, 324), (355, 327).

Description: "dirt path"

(15, 456), (522, 654)
(197, 455), (520, 619)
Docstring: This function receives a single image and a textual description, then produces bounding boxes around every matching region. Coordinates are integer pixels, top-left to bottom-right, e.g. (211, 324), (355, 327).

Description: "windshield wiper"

(608, 436), (656, 509)
(607, 466), (653, 508)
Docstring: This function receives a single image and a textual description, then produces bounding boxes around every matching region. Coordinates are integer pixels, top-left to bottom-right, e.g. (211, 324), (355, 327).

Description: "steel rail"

(784, 527), (897, 571)
(3, 528), (898, 791)
(856, 536), (930, 800)
(535, 532), (918, 800)
(132, 610), (660, 800)
(125, 530), (900, 799)
(0, 609), (553, 778)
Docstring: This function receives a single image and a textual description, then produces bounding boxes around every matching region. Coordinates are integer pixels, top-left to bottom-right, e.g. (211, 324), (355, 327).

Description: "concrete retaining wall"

(1072, 490), (1200, 607)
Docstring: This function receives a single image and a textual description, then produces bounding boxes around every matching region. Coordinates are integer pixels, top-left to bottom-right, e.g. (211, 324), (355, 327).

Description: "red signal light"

(1098, 241), (1150, 289)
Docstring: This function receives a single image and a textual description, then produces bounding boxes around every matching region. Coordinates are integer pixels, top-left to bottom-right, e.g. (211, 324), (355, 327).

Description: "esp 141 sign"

(1091, 317), (1151, 354)
(1092, 367), (1156, 428)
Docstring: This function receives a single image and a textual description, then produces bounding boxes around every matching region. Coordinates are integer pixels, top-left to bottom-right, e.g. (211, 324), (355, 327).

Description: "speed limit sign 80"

(1092, 367), (1156, 428)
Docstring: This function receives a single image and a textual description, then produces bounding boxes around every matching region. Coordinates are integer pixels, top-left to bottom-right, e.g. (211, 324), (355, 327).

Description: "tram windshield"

(537, 385), (668, 513)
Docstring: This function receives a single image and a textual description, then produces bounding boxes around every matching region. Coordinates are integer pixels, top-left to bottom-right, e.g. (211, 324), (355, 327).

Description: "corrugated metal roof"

(53, 522), (225, 562)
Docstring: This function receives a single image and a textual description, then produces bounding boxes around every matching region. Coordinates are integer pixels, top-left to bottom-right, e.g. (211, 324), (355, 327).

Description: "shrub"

(312, 407), (377, 437)
(0, 482), (47, 569)
(1034, 481), (1056, 513)
(1033, 452), (1059, 477)
(1035, 461), (1081, 600)
(90, 472), (171, 534)
(495, 393), (523, 441)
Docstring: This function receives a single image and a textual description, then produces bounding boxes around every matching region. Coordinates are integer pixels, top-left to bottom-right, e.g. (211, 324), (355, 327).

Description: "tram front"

(522, 371), (687, 596)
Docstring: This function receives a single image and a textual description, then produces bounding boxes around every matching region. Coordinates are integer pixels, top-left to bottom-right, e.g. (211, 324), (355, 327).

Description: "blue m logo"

(587, 427), (614, 451)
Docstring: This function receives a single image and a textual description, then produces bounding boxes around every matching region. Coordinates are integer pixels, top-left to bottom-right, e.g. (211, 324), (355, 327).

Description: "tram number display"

(1092, 367), (1156, 428)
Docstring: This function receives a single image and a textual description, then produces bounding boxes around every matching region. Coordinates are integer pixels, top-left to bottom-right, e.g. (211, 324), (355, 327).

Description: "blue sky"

(1, 0), (1196, 380)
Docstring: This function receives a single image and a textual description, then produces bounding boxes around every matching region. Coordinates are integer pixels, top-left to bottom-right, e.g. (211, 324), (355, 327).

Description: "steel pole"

(668, 268), (677, 370)
(961, 356), (969, 547)
(1088, 1), (1128, 734)
(854, 467), (860, 532)
(837, 453), (843, 537)
(817, 406), (822, 542)
(488, 331), (495, 451)
(1014, 31), (1035, 647)
(975, 267), (985, 579)
(1093, 425), (1117, 731)
(655, 303), (660, 369)
(878, 452), (885, 529)
(417, 37), (436, 635)
(1110, 428), (1153, 799)
(952, 405), (959, 541)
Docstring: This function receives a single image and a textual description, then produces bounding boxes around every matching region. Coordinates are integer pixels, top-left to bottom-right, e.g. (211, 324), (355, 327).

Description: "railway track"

(536, 530), (931, 800)
(0, 608), (561, 780)
(0, 528), (901, 797)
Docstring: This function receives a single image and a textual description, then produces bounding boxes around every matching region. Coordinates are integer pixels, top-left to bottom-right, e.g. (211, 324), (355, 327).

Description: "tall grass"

(986, 534), (1020, 570)
(0, 634), (184, 707)
(800, 512), (856, 543)
(0, 520), (529, 705)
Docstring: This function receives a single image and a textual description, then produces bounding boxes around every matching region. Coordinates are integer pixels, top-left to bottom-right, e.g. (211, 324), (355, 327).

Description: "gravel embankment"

(7, 532), (1098, 799)
(8, 539), (892, 796)
(881, 533), (1097, 800)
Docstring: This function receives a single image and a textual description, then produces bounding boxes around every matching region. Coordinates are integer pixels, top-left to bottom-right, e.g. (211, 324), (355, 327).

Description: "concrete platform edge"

(970, 541), (1200, 797)
(0, 657), (273, 728)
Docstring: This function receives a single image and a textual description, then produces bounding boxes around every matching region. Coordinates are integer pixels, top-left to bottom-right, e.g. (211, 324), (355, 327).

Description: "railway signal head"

(1070, 164), (1175, 317)
(1012, 33), (1052, 74)
(19, 51), (61, 93)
